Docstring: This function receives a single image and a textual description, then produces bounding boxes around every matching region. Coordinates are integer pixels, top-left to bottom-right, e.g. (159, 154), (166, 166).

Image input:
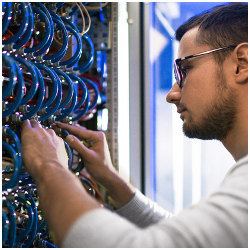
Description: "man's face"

(166, 27), (237, 140)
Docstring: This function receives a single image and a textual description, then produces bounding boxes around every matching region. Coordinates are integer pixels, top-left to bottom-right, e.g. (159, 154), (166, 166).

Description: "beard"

(182, 73), (237, 141)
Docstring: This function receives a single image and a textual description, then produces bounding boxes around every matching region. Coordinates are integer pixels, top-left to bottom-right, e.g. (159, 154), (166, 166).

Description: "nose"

(166, 82), (181, 104)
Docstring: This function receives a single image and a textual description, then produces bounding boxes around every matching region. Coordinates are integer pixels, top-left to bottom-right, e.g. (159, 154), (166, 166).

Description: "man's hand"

(21, 119), (68, 179)
(53, 122), (136, 209)
(53, 122), (115, 185)
(21, 119), (101, 246)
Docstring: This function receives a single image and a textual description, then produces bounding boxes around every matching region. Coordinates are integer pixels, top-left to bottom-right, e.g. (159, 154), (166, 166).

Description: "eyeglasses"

(174, 45), (237, 88)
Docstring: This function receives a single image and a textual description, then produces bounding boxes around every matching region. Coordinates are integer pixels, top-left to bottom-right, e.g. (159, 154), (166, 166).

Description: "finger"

(22, 119), (32, 131)
(54, 122), (86, 130)
(65, 135), (91, 159)
(30, 119), (42, 128)
(51, 124), (70, 139)
(54, 122), (96, 141)
(46, 129), (56, 136)
(51, 124), (61, 135)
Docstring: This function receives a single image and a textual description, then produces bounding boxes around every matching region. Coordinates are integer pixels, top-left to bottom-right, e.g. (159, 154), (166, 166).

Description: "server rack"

(2, 2), (119, 247)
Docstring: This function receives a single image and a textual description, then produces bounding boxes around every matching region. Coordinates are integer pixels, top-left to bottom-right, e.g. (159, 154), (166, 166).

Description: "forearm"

(34, 162), (101, 246)
(98, 169), (136, 209)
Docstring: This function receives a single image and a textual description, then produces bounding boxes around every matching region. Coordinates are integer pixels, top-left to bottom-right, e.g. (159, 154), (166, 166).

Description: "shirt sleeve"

(115, 189), (173, 227)
(62, 156), (248, 248)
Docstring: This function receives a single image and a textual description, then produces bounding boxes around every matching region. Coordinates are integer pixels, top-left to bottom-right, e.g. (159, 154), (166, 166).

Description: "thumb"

(65, 135), (91, 159)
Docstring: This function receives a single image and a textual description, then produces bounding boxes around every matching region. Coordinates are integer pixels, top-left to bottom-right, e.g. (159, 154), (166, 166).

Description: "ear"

(233, 43), (248, 84)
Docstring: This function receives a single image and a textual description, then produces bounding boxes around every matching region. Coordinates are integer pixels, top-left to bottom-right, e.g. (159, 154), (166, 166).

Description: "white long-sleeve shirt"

(62, 155), (248, 247)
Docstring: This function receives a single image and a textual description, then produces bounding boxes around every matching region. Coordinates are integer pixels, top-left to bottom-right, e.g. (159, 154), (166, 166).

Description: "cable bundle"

(2, 2), (109, 247)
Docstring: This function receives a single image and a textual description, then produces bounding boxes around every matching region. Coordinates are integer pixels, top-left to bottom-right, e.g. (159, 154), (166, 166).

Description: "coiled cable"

(68, 74), (88, 110)
(3, 126), (22, 165)
(13, 57), (39, 106)
(35, 63), (59, 109)
(15, 196), (34, 243)
(13, 3), (34, 50)
(24, 6), (51, 54)
(74, 34), (94, 73)
(72, 77), (99, 121)
(21, 64), (46, 121)
(2, 2), (12, 35)
(38, 71), (62, 122)
(2, 142), (22, 191)
(79, 77), (99, 111)
(2, 199), (17, 248)
(43, 10), (68, 63)
(22, 193), (38, 247)
(53, 68), (74, 110)
(59, 24), (83, 68)
(3, 2), (29, 45)
(72, 90), (90, 121)
(32, 2), (54, 56)
(2, 211), (9, 246)
(3, 58), (24, 118)
(2, 54), (18, 99)
(52, 68), (77, 121)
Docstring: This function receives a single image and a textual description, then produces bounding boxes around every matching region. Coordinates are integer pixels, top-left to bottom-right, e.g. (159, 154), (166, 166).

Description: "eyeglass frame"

(174, 45), (237, 88)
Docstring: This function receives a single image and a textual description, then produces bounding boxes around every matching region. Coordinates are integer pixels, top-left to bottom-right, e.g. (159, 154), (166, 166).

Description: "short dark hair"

(175, 3), (248, 62)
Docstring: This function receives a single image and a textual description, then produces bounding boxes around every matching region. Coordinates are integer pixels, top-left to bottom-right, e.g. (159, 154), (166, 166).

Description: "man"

(21, 3), (248, 247)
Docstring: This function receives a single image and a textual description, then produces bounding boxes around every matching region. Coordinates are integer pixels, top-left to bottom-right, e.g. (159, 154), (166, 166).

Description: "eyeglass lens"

(174, 61), (182, 88)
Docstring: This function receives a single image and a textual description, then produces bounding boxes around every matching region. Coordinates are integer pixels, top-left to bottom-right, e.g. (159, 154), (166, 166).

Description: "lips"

(177, 107), (186, 113)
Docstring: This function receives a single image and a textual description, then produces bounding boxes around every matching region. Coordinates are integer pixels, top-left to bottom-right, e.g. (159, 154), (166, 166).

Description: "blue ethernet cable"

(22, 193), (38, 248)
(13, 57), (39, 105)
(68, 73), (88, 110)
(3, 127), (22, 167)
(64, 141), (73, 170)
(43, 10), (68, 63)
(2, 142), (22, 191)
(2, 211), (9, 246)
(37, 219), (50, 239)
(21, 64), (45, 121)
(53, 68), (74, 109)
(72, 89), (90, 121)
(24, 6), (51, 54)
(3, 2), (29, 44)
(52, 68), (77, 121)
(15, 196), (34, 243)
(2, 2), (12, 34)
(72, 78), (99, 121)
(60, 17), (83, 67)
(44, 241), (57, 248)
(13, 3), (34, 50)
(2, 199), (17, 248)
(74, 34), (95, 73)
(35, 63), (59, 109)
(55, 87), (77, 121)
(56, 3), (64, 9)
(3, 60), (24, 118)
(38, 71), (62, 122)
(37, 220), (46, 234)
(59, 25), (82, 68)
(33, 2), (54, 56)
(2, 54), (18, 99)
(77, 78), (99, 111)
